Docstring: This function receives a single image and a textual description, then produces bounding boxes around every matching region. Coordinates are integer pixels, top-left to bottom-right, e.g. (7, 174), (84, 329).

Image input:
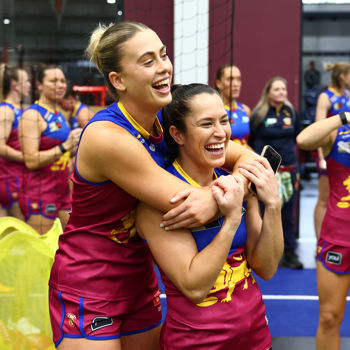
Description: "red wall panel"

(123, 0), (174, 64)
(209, 0), (301, 110)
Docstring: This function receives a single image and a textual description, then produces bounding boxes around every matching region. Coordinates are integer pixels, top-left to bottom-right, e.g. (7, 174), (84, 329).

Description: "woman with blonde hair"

(249, 76), (303, 269)
(0, 63), (31, 219)
(313, 62), (350, 241)
(297, 111), (350, 350)
(48, 21), (255, 350)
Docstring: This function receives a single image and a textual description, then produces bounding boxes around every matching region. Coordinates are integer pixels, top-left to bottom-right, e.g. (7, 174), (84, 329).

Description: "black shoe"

(279, 250), (304, 269)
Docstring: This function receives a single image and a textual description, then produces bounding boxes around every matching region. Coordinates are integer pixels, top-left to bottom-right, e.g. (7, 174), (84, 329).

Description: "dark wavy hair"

(162, 83), (219, 163)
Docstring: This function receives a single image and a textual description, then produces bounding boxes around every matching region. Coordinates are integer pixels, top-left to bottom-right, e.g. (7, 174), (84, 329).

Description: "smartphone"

(249, 145), (282, 194)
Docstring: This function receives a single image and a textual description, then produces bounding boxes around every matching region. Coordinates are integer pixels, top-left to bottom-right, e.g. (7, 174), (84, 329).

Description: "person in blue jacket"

(249, 76), (303, 269)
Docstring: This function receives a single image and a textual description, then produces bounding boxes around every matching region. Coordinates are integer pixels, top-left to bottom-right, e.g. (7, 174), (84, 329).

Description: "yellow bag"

(0, 231), (57, 349)
(0, 216), (38, 239)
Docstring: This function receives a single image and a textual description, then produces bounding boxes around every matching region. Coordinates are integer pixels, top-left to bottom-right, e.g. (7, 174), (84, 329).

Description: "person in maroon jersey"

(18, 64), (81, 234)
(0, 64), (31, 219)
(136, 83), (282, 350)
(48, 21), (256, 350)
(297, 111), (350, 350)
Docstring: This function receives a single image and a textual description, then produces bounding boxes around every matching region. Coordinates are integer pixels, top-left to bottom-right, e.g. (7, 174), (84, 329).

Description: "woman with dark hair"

(136, 83), (283, 349)
(214, 64), (251, 147)
(297, 111), (350, 350)
(0, 64), (31, 218)
(249, 76), (303, 269)
(59, 84), (94, 129)
(18, 64), (81, 234)
(48, 22), (256, 350)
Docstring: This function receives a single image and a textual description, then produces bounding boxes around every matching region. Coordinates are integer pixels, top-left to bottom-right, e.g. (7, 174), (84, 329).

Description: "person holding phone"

(297, 111), (350, 350)
(136, 83), (283, 349)
(249, 76), (303, 269)
(48, 22), (256, 350)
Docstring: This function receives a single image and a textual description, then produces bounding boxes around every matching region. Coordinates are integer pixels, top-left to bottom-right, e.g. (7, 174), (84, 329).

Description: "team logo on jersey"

(90, 317), (113, 332)
(149, 143), (156, 152)
(264, 118), (277, 126)
(49, 122), (61, 132)
(338, 141), (350, 154)
(283, 117), (292, 126)
(66, 313), (76, 327)
(326, 251), (342, 265)
(337, 175), (350, 208)
(110, 209), (137, 244)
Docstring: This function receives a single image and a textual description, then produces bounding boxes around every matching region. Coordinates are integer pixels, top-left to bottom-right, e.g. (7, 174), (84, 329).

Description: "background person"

(313, 62), (350, 240)
(48, 22), (256, 350)
(18, 64), (81, 234)
(214, 64), (251, 147)
(59, 83), (94, 129)
(297, 111), (350, 350)
(249, 76), (303, 269)
(136, 83), (283, 349)
(0, 64), (31, 219)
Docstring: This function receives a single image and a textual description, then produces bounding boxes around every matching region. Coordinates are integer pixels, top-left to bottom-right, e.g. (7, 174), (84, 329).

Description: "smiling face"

(175, 93), (231, 180)
(267, 79), (287, 107)
(216, 66), (242, 105)
(38, 68), (67, 104)
(114, 29), (173, 115)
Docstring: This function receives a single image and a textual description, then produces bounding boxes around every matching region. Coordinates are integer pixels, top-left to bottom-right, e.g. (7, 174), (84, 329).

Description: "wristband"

(339, 112), (348, 125)
(59, 143), (67, 154)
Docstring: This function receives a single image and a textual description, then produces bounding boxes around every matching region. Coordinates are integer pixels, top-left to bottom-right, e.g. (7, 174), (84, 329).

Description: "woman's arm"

(77, 106), (93, 128)
(315, 92), (331, 122)
(314, 92), (332, 167)
(296, 112), (348, 156)
(238, 157), (283, 280)
(136, 175), (245, 304)
(0, 106), (23, 162)
(78, 121), (219, 226)
(147, 139), (257, 229)
(19, 109), (81, 170)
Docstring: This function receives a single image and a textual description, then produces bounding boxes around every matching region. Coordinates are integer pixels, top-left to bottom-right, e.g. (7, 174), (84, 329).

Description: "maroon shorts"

(316, 237), (350, 274)
(0, 176), (20, 209)
(160, 276), (271, 350)
(18, 192), (71, 220)
(49, 286), (162, 347)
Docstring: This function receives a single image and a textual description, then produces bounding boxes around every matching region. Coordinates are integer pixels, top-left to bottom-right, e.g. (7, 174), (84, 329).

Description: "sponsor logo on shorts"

(326, 251), (342, 265)
(90, 317), (113, 332)
(45, 203), (56, 214)
(66, 313), (76, 327)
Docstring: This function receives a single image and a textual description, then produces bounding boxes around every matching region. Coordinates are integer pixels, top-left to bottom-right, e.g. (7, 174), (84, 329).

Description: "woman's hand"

(161, 187), (218, 230)
(238, 157), (281, 208)
(211, 175), (244, 226)
(63, 128), (82, 156)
